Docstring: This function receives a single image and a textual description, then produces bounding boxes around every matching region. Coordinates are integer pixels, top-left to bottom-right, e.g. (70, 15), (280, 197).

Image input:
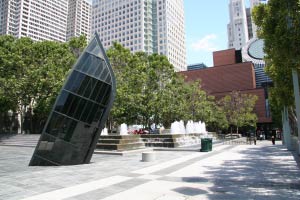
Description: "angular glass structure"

(29, 33), (116, 166)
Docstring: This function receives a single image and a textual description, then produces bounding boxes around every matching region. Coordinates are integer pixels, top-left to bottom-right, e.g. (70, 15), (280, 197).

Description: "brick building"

(180, 49), (272, 125)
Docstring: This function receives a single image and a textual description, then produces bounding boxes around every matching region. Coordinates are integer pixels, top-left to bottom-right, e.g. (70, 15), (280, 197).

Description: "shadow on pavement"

(182, 144), (300, 199)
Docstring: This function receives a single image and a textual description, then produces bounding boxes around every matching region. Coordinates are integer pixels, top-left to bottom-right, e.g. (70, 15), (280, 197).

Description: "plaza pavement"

(0, 139), (299, 200)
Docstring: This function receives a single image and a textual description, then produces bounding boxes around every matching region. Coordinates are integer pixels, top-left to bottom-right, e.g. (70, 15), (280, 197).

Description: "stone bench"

(142, 152), (156, 162)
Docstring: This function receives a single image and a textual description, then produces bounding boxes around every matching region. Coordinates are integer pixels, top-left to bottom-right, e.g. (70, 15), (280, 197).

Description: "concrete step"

(96, 142), (145, 151)
(144, 142), (180, 148)
(0, 134), (40, 147)
(99, 135), (141, 140)
(98, 138), (142, 144)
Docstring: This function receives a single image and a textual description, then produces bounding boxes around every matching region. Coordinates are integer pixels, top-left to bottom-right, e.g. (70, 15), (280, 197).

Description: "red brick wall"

(213, 48), (236, 66)
(180, 62), (256, 93)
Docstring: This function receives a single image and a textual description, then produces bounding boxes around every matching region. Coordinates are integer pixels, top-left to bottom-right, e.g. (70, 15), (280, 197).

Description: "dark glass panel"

(46, 112), (64, 137)
(96, 82), (108, 103)
(93, 106), (105, 123)
(57, 117), (70, 140)
(87, 56), (101, 76)
(75, 52), (89, 71)
(65, 71), (79, 91)
(69, 72), (85, 93)
(62, 93), (75, 115)
(90, 81), (104, 101)
(96, 82), (110, 104)
(74, 98), (87, 120)
(83, 77), (97, 99)
(64, 120), (77, 142)
(54, 91), (68, 113)
(86, 103), (99, 124)
(81, 55), (92, 73)
(100, 67), (109, 82)
(86, 38), (105, 59)
(67, 95), (80, 117)
(81, 101), (93, 123)
(85, 38), (97, 53)
(105, 71), (112, 84)
(101, 86), (112, 106)
(93, 60), (104, 78)
(77, 75), (90, 96)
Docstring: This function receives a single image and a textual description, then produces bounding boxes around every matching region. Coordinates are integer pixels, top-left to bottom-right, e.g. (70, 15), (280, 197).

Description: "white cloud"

(191, 34), (219, 52)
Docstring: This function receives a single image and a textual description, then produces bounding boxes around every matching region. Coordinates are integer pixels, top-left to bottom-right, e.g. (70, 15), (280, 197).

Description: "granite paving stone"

(0, 139), (299, 200)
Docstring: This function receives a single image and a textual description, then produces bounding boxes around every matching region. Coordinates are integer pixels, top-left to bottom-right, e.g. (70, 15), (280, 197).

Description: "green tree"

(252, 0), (300, 126)
(0, 35), (87, 133)
(218, 91), (258, 133)
(107, 42), (185, 128)
(178, 79), (228, 131)
(158, 75), (189, 128)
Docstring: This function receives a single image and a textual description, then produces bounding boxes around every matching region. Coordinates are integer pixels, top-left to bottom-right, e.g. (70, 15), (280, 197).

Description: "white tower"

(91, 0), (187, 71)
(157, 0), (187, 71)
(66, 0), (92, 41)
(227, 0), (249, 50)
(0, 0), (68, 42)
(0, 0), (91, 42)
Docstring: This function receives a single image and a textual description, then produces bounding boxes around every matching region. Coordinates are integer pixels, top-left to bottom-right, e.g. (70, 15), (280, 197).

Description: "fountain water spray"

(120, 123), (128, 135)
(101, 127), (108, 135)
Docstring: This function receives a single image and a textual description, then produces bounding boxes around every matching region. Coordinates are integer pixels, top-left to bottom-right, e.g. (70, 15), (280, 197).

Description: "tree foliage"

(0, 35), (87, 132)
(218, 91), (258, 133)
(252, 0), (300, 125)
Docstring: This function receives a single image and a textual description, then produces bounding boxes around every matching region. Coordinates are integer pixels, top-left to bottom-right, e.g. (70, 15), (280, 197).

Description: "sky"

(185, 0), (227, 67)
(184, 0), (250, 67)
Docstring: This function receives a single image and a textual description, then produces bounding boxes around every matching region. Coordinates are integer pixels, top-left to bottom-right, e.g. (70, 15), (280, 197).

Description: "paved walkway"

(0, 140), (299, 200)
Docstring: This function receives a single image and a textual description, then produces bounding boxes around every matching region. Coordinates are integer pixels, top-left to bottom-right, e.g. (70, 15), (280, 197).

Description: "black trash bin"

(201, 138), (212, 152)
(208, 138), (212, 151)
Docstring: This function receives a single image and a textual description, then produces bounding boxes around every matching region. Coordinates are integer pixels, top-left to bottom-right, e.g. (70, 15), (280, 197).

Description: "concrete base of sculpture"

(142, 152), (156, 162)
(97, 135), (145, 151)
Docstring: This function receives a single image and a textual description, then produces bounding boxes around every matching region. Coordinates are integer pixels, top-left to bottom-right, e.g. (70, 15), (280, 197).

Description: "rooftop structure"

(242, 38), (272, 88)
(187, 63), (207, 71)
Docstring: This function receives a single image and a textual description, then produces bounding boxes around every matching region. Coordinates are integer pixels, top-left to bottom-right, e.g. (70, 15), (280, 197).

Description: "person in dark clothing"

(271, 129), (276, 145)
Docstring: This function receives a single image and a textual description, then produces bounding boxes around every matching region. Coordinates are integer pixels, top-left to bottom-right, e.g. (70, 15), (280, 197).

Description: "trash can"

(208, 138), (212, 151)
(201, 138), (212, 152)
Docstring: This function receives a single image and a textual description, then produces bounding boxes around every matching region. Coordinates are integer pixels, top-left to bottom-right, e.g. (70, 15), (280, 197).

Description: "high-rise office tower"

(91, 0), (187, 71)
(227, 0), (249, 50)
(0, 0), (68, 42)
(0, 0), (21, 37)
(66, 0), (92, 41)
(228, 0), (269, 49)
(0, 0), (91, 42)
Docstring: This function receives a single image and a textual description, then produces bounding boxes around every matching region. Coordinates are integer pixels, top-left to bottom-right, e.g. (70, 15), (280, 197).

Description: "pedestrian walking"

(271, 129), (276, 145)
(271, 136), (275, 145)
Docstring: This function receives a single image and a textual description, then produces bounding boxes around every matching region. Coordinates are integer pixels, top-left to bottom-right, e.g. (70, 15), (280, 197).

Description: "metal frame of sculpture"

(29, 33), (116, 166)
